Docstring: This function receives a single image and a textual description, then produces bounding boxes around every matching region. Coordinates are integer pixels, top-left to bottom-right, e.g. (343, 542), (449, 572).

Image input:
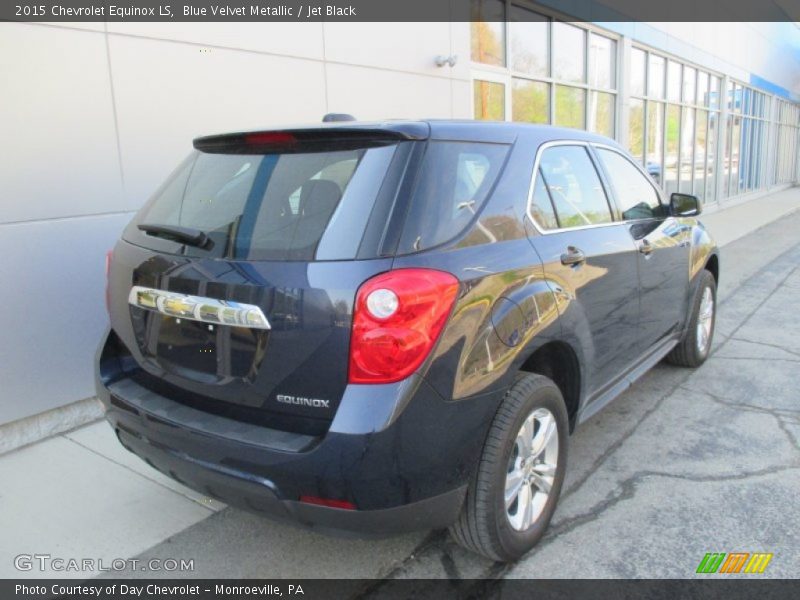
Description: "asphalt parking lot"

(92, 206), (800, 585)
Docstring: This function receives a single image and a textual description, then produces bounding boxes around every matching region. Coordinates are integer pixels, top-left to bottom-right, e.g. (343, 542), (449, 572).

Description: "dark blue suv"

(97, 120), (718, 561)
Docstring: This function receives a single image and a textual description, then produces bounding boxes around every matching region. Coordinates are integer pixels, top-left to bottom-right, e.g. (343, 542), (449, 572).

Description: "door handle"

(560, 246), (586, 266)
(639, 239), (654, 256)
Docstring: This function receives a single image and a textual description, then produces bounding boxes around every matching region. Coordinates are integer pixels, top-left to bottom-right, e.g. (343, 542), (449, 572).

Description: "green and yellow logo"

(696, 552), (773, 574)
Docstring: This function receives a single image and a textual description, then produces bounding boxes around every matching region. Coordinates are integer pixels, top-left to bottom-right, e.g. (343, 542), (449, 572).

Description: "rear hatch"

(108, 124), (509, 435)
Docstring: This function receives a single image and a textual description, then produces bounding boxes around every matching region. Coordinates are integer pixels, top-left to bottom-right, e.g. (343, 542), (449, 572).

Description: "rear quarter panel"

(391, 133), (563, 403)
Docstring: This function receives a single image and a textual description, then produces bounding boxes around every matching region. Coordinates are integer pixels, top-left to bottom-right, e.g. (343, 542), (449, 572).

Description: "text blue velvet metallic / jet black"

(96, 120), (719, 535)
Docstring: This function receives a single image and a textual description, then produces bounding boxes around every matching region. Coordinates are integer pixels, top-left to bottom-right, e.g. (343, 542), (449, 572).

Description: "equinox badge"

(276, 394), (330, 409)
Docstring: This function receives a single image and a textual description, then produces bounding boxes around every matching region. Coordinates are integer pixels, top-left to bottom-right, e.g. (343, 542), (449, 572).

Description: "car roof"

(423, 119), (618, 147)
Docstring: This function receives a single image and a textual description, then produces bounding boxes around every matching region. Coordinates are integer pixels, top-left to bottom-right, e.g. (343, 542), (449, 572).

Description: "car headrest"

(299, 179), (341, 217)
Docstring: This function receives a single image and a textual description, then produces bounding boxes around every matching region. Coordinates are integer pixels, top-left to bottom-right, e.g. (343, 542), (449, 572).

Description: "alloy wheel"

(696, 286), (714, 355)
(505, 407), (559, 531)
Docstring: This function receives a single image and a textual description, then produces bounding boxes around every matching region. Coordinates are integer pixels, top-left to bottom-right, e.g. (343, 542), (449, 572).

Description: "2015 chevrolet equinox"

(97, 121), (719, 561)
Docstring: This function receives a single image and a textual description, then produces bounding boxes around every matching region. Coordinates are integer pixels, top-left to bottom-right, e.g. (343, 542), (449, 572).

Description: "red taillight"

(105, 249), (113, 315)
(299, 495), (357, 510)
(348, 269), (459, 384)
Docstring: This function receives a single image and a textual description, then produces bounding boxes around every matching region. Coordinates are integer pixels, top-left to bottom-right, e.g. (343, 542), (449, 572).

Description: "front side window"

(530, 169), (559, 230)
(537, 145), (613, 228)
(596, 148), (663, 220)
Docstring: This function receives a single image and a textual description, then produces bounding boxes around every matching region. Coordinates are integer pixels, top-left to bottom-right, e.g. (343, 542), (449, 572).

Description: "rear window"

(396, 141), (509, 254)
(131, 144), (399, 261)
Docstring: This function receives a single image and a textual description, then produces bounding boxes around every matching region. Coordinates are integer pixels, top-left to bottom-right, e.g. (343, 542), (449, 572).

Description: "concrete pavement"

(1, 188), (798, 582)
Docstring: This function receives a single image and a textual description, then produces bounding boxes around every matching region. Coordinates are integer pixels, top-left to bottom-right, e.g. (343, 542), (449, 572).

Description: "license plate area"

(133, 311), (268, 381)
(157, 316), (219, 375)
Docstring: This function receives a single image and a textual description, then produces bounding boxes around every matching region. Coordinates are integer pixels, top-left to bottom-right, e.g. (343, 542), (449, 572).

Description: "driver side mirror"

(670, 193), (701, 217)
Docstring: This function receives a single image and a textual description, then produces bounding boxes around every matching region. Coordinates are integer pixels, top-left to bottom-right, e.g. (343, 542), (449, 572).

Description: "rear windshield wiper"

(138, 223), (210, 248)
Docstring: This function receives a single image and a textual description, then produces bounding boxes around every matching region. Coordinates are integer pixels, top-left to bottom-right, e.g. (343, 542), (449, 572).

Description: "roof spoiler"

(193, 125), (428, 154)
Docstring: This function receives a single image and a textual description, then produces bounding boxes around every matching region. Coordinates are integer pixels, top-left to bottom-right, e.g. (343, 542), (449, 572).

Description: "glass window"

(740, 116), (752, 189)
(509, 8), (548, 77)
(555, 85), (585, 129)
(683, 66), (696, 105)
(647, 101), (664, 185)
(742, 87), (752, 116)
(631, 48), (646, 97)
(470, 0), (505, 66)
(667, 61), (681, 103)
(723, 113), (733, 196)
(709, 76), (720, 109)
(538, 145), (613, 227)
(680, 107), (695, 193)
(694, 110), (708, 201)
(706, 112), (718, 202)
(474, 80), (505, 120)
(512, 79), (549, 123)
(648, 54), (665, 99)
(589, 91), (615, 138)
(754, 93), (764, 118)
(697, 71), (709, 107)
(397, 142), (510, 253)
(665, 104), (681, 197)
(732, 83), (741, 114)
(589, 34), (616, 89)
(755, 119), (766, 187)
(629, 98), (645, 161)
(530, 168), (559, 229)
(596, 148), (661, 220)
(553, 22), (585, 84)
(730, 115), (742, 193)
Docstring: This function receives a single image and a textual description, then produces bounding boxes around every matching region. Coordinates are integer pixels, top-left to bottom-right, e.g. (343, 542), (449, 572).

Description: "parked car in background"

(646, 160), (662, 184)
(97, 120), (719, 561)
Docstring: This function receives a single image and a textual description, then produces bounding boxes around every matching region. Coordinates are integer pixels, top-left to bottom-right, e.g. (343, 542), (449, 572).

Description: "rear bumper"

(96, 331), (502, 535)
(113, 419), (465, 536)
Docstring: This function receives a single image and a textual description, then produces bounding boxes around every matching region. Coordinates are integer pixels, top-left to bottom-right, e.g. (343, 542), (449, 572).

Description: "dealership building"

(1, 3), (799, 446)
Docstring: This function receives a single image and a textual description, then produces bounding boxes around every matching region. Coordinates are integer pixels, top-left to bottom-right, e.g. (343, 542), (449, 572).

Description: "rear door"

(111, 132), (415, 434)
(527, 143), (641, 399)
(593, 146), (691, 351)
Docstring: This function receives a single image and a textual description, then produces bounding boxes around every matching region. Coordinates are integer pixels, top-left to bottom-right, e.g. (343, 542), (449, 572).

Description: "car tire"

(449, 373), (569, 562)
(666, 269), (717, 368)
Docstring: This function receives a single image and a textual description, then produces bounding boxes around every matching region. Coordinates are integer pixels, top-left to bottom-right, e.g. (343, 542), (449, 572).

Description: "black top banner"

(3, 0), (800, 23)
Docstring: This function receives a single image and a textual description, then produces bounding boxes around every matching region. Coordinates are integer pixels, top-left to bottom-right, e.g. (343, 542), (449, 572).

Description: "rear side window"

(396, 141), (509, 254)
(595, 148), (662, 220)
(133, 144), (398, 261)
(537, 145), (613, 229)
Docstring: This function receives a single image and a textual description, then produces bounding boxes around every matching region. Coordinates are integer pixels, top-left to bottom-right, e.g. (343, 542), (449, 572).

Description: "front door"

(593, 146), (691, 351)
(528, 143), (641, 399)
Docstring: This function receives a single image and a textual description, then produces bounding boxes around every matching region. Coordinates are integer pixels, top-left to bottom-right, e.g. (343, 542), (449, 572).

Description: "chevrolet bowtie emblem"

(128, 286), (271, 330)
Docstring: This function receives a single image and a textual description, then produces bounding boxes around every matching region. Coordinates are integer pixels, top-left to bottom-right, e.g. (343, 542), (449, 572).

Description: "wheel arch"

(518, 340), (582, 432)
(705, 252), (720, 286)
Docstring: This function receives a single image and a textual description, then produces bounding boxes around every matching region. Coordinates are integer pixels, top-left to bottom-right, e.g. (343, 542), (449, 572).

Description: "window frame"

(470, 5), (620, 136)
(630, 43), (723, 204)
(525, 140), (622, 234)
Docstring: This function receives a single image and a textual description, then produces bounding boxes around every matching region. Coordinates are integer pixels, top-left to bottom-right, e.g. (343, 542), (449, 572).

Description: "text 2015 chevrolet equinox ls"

(96, 121), (718, 561)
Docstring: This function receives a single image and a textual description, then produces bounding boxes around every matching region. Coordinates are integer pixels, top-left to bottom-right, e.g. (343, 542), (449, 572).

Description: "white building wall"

(0, 21), (470, 425)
